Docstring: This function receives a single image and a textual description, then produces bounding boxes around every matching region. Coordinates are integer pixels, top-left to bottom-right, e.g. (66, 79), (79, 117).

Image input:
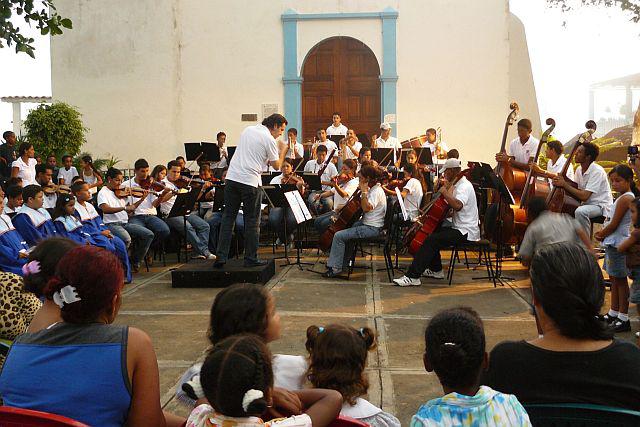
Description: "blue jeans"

(106, 222), (154, 265)
(207, 211), (244, 253)
(216, 179), (263, 263)
(129, 214), (170, 244)
(165, 214), (211, 256)
(308, 191), (333, 215)
(574, 204), (603, 234)
(314, 211), (335, 235)
(268, 207), (297, 243)
(326, 221), (381, 272)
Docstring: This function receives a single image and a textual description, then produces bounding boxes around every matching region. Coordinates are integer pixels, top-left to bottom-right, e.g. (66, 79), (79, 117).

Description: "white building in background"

(50, 0), (540, 166)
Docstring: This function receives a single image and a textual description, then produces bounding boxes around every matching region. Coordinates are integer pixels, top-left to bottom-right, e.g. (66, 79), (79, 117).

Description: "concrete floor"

(115, 247), (638, 426)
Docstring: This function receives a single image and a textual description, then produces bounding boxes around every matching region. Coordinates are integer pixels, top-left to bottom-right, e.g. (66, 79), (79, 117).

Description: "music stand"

(200, 142), (221, 163)
(415, 147), (433, 166)
(468, 162), (514, 284)
(262, 185), (293, 263)
(303, 173), (322, 192)
(372, 148), (394, 167)
(212, 184), (225, 212)
(184, 143), (204, 161)
(287, 157), (304, 172)
(227, 147), (236, 163)
(167, 187), (201, 263)
(328, 134), (343, 144)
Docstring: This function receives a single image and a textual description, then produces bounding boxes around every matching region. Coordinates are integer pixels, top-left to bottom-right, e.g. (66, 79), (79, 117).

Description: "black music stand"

(227, 147), (236, 163)
(415, 147), (433, 166)
(201, 142), (221, 163)
(262, 185), (293, 263)
(303, 173), (322, 192)
(167, 187), (201, 263)
(184, 143), (204, 161)
(469, 162), (514, 284)
(287, 157), (304, 172)
(328, 134), (343, 144)
(372, 148), (394, 167)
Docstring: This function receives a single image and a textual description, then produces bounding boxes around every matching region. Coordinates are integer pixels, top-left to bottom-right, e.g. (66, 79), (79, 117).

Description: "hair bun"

(359, 327), (377, 350)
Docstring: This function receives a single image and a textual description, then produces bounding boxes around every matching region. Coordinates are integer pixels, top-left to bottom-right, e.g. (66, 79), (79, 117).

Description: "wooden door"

(302, 37), (381, 143)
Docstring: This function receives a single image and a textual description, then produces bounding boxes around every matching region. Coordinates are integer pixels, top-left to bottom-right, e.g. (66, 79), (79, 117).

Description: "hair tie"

(22, 260), (41, 276)
(52, 285), (82, 308)
(359, 327), (365, 337)
(443, 342), (456, 346)
(241, 389), (264, 412)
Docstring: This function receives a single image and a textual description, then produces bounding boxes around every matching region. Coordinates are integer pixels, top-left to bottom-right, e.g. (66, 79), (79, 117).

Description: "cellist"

(313, 159), (359, 235)
(495, 118), (539, 172)
(393, 158), (480, 287)
(530, 140), (574, 185)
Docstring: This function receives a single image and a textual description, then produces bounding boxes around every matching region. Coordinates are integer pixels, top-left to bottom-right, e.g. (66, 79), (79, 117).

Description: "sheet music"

(395, 187), (409, 221)
(285, 191), (313, 224)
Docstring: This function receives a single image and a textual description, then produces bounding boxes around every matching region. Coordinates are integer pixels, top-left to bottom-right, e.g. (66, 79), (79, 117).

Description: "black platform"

(171, 259), (276, 288)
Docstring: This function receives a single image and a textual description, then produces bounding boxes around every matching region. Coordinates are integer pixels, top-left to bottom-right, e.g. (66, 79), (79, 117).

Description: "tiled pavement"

(116, 249), (637, 425)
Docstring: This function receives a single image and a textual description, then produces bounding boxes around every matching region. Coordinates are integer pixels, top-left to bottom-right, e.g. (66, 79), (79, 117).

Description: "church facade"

(50, 0), (539, 166)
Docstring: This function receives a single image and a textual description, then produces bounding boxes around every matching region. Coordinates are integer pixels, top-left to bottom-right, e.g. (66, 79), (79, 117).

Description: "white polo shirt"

(376, 136), (401, 162)
(509, 136), (540, 164)
(97, 186), (128, 224)
(226, 124), (280, 188)
(362, 184), (387, 228)
(11, 157), (37, 186)
(403, 177), (423, 220)
(421, 141), (450, 164)
(546, 155), (574, 184)
(210, 145), (228, 169)
(343, 141), (362, 160)
(326, 124), (348, 136)
(575, 162), (613, 212)
(333, 177), (359, 210)
(314, 140), (338, 156)
(160, 179), (179, 216)
(451, 176), (480, 241)
(304, 159), (338, 191)
(57, 166), (79, 184)
(122, 178), (158, 216)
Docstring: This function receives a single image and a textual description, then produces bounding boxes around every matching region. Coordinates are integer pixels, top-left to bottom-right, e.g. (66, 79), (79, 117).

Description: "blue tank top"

(0, 322), (132, 426)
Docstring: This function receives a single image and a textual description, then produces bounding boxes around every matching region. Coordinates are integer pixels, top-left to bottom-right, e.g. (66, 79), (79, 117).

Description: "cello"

(546, 120), (597, 215)
(495, 102), (525, 204)
(510, 118), (556, 239)
(318, 189), (362, 253)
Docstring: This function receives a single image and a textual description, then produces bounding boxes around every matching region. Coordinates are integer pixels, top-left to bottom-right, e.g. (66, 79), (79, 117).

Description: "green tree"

(23, 102), (88, 159)
(0, 0), (72, 58)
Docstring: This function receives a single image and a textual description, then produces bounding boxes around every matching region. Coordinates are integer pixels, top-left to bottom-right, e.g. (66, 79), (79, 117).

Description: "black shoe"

(244, 259), (268, 267)
(322, 268), (343, 278)
(598, 313), (617, 324)
(613, 319), (631, 333)
(213, 261), (226, 269)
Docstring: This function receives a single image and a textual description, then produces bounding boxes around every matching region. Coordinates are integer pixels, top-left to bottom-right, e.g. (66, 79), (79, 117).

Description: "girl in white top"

(305, 324), (401, 427)
(79, 155), (103, 196)
(383, 164), (424, 220)
(11, 142), (37, 186)
(186, 335), (342, 427)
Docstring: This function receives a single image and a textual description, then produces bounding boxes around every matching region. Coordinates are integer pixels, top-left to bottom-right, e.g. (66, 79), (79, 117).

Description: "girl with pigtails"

(305, 324), (400, 427)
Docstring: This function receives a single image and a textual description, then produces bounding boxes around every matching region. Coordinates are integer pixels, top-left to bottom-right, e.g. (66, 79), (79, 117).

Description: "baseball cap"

(380, 122), (391, 130)
(440, 158), (462, 172)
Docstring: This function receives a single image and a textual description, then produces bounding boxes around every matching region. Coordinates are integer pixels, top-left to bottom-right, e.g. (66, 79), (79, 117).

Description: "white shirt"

(75, 200), (101, 221)
(122, 178), (158, 216)
(326, 123), (348, 136)
(286, 142), (304, 159)
(11, 157), (37, 186)
(210, 144), (228, 169)
(97, 186), (128, 224)
(421, 141), (450, 164)
(314, 139), (338, 157)
(403, 177), (423, 220)
(82, 170), (99, 195)
(376, 136), (401, 163)
(160, 179), (179, 215)
(363, 184), (387, 228)
(546, 155), (574, 185)
(575, 162), (613, 212)
(508, 136), (540, 164)
(43, 192), (57, 210)
(451, 176), (480, 241)
(57, 166), (79, 184)
(304, 159), (338, 191)
(333, 177), (359, 211)
(343, 140), (362, 160)
(226, 124), (279, 188)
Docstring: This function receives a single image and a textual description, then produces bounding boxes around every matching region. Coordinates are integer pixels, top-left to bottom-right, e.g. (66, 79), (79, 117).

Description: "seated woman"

(481, 241), (640, 410)
(11, 184), (57, 246)
(0, 192), (30, 275)
(0, 245), (185, 426)
(268, 159), (306, 246)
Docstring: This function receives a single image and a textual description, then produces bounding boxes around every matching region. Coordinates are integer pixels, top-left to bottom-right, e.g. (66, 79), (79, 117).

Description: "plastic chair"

(524, 403), (640, 426)
(0, 406), (89, 426)
(328, 415), (370, 427)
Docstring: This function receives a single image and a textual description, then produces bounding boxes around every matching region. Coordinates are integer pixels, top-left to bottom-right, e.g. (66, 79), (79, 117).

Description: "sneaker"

(206, 254), (217, 261)
(393, 275), (421, 287)
(613, 319), (631, 333)
(635, 331), (640, 339)
(423, 269), (445, 279)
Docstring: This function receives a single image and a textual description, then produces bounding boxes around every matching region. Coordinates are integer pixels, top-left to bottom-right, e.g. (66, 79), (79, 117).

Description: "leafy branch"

(547, 0), (640, 23)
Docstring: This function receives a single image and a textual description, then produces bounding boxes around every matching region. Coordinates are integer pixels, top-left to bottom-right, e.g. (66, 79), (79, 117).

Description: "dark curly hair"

(207, 284), (271, 345)
(424, 307), (485, 389)
(200, 334), (273, 417)
(305, 324), (376, 405)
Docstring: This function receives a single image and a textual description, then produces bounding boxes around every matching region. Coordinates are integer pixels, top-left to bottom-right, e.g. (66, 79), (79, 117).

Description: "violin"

(43, 183), (71, 195)
(332, 173), (351, 187)
(138, 177), (168, 193)
(113, 187), (148, 199)
(281, 173), (305, 186)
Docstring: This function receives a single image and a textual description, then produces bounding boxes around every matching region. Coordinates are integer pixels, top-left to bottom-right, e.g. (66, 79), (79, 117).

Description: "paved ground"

(116, 246), (638, 425)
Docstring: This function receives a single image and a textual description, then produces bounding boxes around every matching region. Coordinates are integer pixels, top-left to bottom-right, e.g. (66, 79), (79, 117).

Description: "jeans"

(106, 221), (154, 265)
(129, 214), (170, 244)
(574, 204), (604, 234)
(216, 179), (262, 263)
(406, 227), (465, 278)
(207, 211), (244, 253)
(314, 211), (335, 235)
(308, 191), (333, 215)
(165, 214), (211, 256)
(268, 207), (297, 243)
(327, 221), (381, 272)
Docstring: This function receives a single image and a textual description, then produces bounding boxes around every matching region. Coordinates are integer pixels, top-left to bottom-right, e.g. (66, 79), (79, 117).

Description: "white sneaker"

(393, 275), (421, 287)
(206, 254), (217, 261)
(423, 269), (445, 279)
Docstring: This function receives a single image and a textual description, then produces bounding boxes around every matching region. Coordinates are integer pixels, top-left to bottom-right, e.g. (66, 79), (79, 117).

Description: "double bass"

(546, 120), (597, 215)
(495, 102), (525, 204)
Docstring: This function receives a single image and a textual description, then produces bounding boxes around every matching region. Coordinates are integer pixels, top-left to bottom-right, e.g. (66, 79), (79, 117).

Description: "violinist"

(35, 164), (57, 210)
(323, 164), (387, 278)
(304, 145), (338, 214)
(176, 156), (192, 177)
(530, 139), (574, 186)
(286, 128), (304, 160)
(151, 164), (167, 182)
(268, 159), (306, 246)
(383, 164), (424, 221)
(195, 164), (216, 220)
(97, 167), (154, 273)
(494, 118), (539, 172)
(552, 142), (612, 233)
(313, 159), (359, 235)
(121, 158), (171, 248)
(161, 160), (215, 260)
(340, 129), (362, 161)
(393, 158), (480, 286)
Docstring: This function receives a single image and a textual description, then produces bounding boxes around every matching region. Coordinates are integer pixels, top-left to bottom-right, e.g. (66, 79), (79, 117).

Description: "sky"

(1, 1), (640, 142)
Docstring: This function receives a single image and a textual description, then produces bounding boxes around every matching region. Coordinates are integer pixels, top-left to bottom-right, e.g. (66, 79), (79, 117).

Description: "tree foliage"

(23, 102), (88, 159)
(0, 0), (72, 58)
(547, 0), (640, 22)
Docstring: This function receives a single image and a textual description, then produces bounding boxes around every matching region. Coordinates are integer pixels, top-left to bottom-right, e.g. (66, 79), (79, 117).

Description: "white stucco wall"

(51, 0), (538, 168)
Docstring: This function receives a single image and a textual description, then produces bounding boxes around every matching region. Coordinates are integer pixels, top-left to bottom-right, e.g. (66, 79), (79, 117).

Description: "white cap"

(380, 122), (391, 130)
(440, 158), (462, 172)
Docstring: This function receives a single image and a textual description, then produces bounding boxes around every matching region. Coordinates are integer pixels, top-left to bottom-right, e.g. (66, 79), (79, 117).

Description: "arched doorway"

(301, 37), (381, 143)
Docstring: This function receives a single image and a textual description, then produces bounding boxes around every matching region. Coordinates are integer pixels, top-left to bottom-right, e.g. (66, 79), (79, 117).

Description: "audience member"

(11, 142), (37, 186)
(51, 193), (93, 244)
(0, 191), (29, 274)
(12, 184), (57, 245)
(412, 307), (531, 426)
(56, 154), (78, 185)
(617, 196), (640, 339)
(482, 241), (640, 410)
(0, 130), (18, 178)
(306, 324), (400, 426)
(78, 155), (103, 196)
(3, 184), (23, 215)
(186, 334), (342, 427)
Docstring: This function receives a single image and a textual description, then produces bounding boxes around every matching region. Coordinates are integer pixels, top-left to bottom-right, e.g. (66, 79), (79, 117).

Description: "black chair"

(446, 238), (496, 287)
(524, 403), (640, 426)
